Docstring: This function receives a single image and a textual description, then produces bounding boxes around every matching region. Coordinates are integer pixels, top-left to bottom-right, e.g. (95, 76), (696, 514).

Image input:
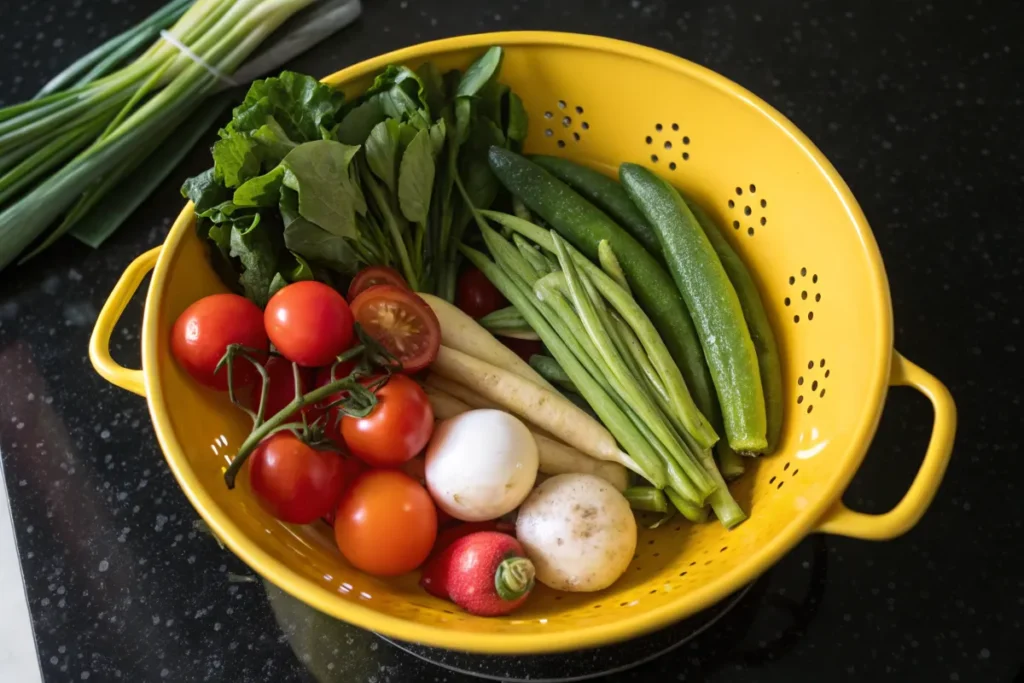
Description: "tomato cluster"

(170, 272), (446, 576)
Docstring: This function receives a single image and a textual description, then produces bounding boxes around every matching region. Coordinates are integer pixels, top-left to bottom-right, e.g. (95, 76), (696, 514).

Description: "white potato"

(515, 473), (637, 592)
(425, 409), (538, 522)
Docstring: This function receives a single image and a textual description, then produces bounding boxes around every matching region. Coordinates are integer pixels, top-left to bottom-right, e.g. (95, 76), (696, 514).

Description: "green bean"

(624, 486), (668, 513)
(513, 233), (554, 275)
(598, 239), (631, 294)
(550, 238), (715, 499)
(481, 210), (717, 449)
(461, 245), (666, 488)
(481, 224), (541, 285)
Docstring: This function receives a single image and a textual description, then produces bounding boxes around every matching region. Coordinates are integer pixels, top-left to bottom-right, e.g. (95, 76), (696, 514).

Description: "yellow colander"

(89, 32), (956, 655)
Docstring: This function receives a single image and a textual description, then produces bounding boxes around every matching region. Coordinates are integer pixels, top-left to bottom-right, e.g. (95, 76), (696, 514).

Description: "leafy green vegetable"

(365, 119), (400, 193)
(185, 46), (522, 305)
(230, 214), (279, 307)
(456, 46), (503, 98)
(233, 166), (286, 207)
(280, 140), (361, 238)
(398, 128), (436, 225)
(507, 92), (528, 143)
(335, 97), (385, 145)
(182, 169), (231, 213)
(229, 71), (345, 143)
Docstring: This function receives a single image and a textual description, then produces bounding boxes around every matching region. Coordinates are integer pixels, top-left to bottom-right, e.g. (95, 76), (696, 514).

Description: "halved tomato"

(347, 266), (408, 302)
(348, 285), (441, 373)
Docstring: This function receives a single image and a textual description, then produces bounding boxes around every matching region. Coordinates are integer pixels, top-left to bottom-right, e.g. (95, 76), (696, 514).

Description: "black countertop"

(1, 1), (1021, 681)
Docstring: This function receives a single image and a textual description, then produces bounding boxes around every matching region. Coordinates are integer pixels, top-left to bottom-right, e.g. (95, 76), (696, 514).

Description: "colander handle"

(89, 247), (161, 397)
(816, 351), (956, 540)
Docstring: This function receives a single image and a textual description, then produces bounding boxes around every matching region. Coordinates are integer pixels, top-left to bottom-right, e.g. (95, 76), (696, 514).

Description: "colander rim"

(142, 30), (893, 654)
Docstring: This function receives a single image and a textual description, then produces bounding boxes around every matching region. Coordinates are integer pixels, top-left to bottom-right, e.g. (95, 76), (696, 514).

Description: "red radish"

(421, 532), (535, 616)
(421, 522), (510, 598)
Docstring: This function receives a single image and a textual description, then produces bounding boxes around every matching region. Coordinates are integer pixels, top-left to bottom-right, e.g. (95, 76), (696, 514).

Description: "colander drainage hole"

(769, 475), (777, 484)
(777, 480), (785, 490)
(646, 136), (653, 144)
(672, 122), (679, 131)
(678, 571), (687, 577)
(792, 469), (799, 476)
(576, 105), (584, 114)
(656, 123), (663, 131)
(558, 100), (566, 109)
(783, 461), (790, 470)
(720, 546), (728, 552)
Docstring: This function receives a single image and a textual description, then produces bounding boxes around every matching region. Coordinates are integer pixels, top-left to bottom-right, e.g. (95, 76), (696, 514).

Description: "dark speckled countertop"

(1, 1), (1021, 681)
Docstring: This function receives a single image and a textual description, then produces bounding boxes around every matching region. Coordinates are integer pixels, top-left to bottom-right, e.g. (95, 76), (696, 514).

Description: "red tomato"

(456, 267), (507, 319)
(341, 374), (434, 468)
(248, 433), (346, 525)
(171, 294), (268, 390)
(502, 337), (545, 363)
(349, 285), (441, 373)
(259, 356), (316, 423)
(347, 265), (408, 302)
(334, 470), (437, 576)
(265, 281), (354, 367)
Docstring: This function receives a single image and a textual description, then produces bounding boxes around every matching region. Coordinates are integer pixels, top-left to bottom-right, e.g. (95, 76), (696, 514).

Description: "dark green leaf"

(286, 252), (315, 281)
(279, 140), (361, 238)
(251, 116), (298, 166)
(344, 162), (367, 216)
(476, 79), (507, 127)
(212, 135), (261, 187)
(506, 92), (528, 143)
(454, 97), (472, 145)
(230, 213), (279, 307)
(365, 119), (400, 193)
(230, 71), (345, 143)
(268, 273), (289, 298)
(283, 219), (359, 275)
(197, 200), (253, 223)
(416, 62), (446, 117)
(181, 168), (230, 213)
(233, 165), (286, 207)
(428, 119), (446, 157)
(334, 96), (385, 145)
(398, 128), (435, 224)
(457, 47), (503, 98)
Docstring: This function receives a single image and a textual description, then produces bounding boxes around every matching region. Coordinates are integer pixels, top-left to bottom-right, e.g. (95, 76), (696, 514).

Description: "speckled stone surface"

(1, 0), (1021, 681)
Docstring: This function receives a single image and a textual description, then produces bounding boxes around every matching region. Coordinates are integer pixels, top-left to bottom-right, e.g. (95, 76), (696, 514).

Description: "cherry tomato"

(341, 374), (434, 468)
(349, 285), (441, 373)
(456, 267), (507, 319)
(265, 281), (354, 367)
(347, 265), (408, 302)
(258, 356), (317, 423)
(334, 470), (437, 576)
(248, 433), (346, 525)
(502, 337), (545, 363)
(171, 293), (268, 390)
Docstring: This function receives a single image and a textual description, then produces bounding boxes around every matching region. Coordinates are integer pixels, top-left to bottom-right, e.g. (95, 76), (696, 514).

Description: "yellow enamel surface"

(90, 32), (956, 654)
